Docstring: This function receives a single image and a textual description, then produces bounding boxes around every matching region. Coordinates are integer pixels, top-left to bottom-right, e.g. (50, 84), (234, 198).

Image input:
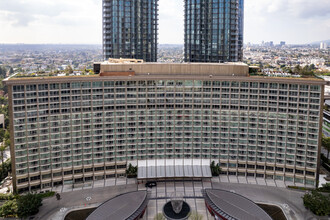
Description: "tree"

(0, 159), (11, 182)
(0, 129), (10, 179)
(0, 199), (18, 217)
(0, 66), (6, 78)
(210, 161), (221, 177)
(17, 193), (42, 218)
(309, 64), (316, 70)
(126, 163), (138, 178)
(321, 135), (330, 159)
(302, 190), (330, 216)
(0, 129), (5, 142)
(4, 130), (9, 142)
(0, 145), (6, 179)
(319, 183), (330, 192)
(154, 213), (165, 220)
(65, 65), (73, 74)
(293, 65), (302, 74)
(9, 67), (14, 75)
(189, 211), (203, 220)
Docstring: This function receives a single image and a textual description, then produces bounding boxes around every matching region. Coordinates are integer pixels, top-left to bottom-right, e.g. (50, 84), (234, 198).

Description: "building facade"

(320, 42), (328, 50)
(103, 0), (158, 62)
(184, 0), (244, 63)
(238, 0), (244, 61)
(5, 63), (324, 193)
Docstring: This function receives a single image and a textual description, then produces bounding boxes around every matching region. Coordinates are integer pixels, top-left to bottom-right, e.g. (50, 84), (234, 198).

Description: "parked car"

(145, 181), (157, 188)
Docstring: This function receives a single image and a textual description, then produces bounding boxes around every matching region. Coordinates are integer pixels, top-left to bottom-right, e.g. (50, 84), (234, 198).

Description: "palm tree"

(210, 161), (221, 176)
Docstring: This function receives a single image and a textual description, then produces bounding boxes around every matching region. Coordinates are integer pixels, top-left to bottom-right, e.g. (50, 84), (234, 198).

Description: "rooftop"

(3, 62), (325, 85)
(99, 61), (249, 77)
(86, 191), (149, 220)
(137, 159), (212, 180)
(204, 189), (273, 220)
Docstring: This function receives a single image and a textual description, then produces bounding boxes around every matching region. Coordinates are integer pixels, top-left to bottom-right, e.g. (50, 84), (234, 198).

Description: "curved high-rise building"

(5, 62), (324, 193)
(184, 0), (244, 63)
(102, 0), (158, 62)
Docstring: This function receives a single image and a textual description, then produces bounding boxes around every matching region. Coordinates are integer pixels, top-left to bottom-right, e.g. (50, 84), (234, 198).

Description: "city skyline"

(0, 0), (329, 45)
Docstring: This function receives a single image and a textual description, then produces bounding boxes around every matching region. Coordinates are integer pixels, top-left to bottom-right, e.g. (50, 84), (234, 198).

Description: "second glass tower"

(103, 0), (158, 62)
(184, 0), (244, 63)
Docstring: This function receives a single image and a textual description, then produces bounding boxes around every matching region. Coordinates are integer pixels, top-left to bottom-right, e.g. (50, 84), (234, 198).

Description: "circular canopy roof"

(204, 189), (273, 220)
(86, 191), (149, 220)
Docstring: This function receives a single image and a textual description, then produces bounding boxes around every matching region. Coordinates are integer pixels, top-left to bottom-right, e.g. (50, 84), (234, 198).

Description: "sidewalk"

(211, 175), (304, 188)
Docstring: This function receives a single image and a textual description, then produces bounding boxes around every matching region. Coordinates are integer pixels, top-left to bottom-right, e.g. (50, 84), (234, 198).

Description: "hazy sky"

(0, 0), (329, 45)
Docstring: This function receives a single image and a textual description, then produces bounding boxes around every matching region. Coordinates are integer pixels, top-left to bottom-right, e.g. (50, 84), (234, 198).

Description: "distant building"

(320, 42), (328, 50)
(102, 0), (158, 62)
(262, 41), (274, 47)
(280, 41), (286, 47)
(184, 0), (244, 63)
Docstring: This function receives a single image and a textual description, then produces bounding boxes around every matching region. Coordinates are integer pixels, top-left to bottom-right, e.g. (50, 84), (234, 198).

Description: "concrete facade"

(4, 63), (325, 193)
(100, 62), (249, 77)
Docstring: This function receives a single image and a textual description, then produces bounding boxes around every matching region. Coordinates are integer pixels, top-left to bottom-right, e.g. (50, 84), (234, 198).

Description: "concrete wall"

(100, 63), (249, 77)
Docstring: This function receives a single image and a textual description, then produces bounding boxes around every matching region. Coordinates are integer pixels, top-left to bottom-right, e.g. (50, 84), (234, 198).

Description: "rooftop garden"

(9, 65), (95, 79)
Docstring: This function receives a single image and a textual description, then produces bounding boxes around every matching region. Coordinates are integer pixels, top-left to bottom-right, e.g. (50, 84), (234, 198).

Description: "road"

(33, 179), (330, 220)
(211, 182), (328, 220)
(35, 183), (138, 220)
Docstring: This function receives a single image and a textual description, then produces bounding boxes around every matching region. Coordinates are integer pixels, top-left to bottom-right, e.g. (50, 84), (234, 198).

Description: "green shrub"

(37, 191), (55, 199)
(0, 193), (43, 218)
(287, 186), (314, 191)
(303, 191), (330, 216)
(0, 193), (15, 201)
(17, 193), (42, 218)
(0, 199), (18, 217)
(318, 183), (330, 193)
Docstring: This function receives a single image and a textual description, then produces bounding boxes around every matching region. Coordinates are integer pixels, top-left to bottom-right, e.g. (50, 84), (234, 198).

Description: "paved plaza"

(34, 177), (327, 220)
(51, 175), (303, 194)
(139, 180), (213, 220)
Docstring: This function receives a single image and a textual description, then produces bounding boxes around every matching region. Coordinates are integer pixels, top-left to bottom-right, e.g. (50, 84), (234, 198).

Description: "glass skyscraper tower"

(184, 0), (244, 63)
(102, 0), (158, 62)
(238, 0), (244, 61)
